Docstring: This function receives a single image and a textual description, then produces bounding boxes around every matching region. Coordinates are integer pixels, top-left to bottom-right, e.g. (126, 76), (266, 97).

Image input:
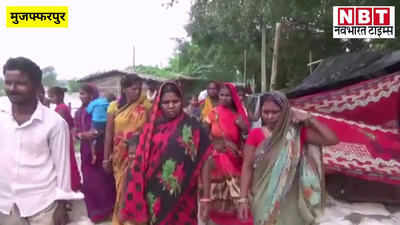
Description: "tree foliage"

(127, 65), (180, 79)
(41, 66), (80, 92)
(167, 0), (400, 91)
(68, 79), (80, 92)
(42, 66), (59, 87)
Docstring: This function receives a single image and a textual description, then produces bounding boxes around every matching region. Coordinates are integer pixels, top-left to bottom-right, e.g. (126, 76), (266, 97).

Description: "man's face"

(4, 70), (37, 105)
(207, 83), (218, 98)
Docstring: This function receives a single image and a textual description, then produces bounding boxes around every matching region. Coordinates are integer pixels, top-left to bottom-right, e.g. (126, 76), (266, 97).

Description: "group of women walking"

(47, 73), (338, 225)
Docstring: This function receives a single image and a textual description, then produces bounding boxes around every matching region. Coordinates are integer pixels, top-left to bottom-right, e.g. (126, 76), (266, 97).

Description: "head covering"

(254, 91), (291, 168)
(121, 81), (212, 224)
(223, 82), (250, 128)
(152, 81), (183, 119)
(143, 81), (183, 169)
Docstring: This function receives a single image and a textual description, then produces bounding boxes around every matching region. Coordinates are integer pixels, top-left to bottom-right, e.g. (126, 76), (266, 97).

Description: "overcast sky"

(0, 0), (191, 79)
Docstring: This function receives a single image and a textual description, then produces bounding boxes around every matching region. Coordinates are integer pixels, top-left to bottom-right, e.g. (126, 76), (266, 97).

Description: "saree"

(121, 82), (213, 225)
(111, 93), (152, 225)
(55, 103), (81, 191)
(201, 97), (216, 122)
(206, 83), (251, 225)
(251, 92), (324, 225)
(75, 106), (116, 222)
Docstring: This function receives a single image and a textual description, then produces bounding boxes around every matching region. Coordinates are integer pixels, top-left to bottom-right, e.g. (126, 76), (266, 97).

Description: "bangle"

(199, 198), (212, 203)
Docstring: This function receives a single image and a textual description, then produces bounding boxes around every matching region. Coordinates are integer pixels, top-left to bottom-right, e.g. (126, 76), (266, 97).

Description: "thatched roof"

(287, 50), (400, 98)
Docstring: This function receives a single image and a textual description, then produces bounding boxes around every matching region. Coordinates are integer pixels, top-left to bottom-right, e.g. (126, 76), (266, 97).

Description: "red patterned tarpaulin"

(291, 72), (400, 131)
(290, 72), (400, 185)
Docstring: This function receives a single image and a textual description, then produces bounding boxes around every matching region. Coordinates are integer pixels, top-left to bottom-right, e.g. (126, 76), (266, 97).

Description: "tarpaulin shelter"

(287, 50), (400, 192)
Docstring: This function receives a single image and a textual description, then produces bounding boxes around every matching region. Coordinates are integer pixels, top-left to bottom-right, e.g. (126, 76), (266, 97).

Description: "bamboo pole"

(244, 49), (247, 84)
(270, 22), (281, 91)
(261, 25), (267, 92)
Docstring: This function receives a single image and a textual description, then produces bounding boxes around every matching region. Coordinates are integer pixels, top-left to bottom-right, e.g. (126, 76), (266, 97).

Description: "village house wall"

(91, 76), (121, 97)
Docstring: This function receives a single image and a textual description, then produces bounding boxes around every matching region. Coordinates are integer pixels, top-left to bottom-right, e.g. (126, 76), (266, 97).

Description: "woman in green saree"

(238, 92), (338, 225)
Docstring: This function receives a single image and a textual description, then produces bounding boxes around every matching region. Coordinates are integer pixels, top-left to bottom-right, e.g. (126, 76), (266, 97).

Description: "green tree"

(167, 0), (400, 91)
(42, 66), (59, 87)
(127, 64), (181, 79)
(67, 79), (80, 92)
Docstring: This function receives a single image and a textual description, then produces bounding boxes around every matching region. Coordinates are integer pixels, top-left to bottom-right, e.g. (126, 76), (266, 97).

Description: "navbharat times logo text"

(333, 6), (395, 39)
(6, 6), (68, 28)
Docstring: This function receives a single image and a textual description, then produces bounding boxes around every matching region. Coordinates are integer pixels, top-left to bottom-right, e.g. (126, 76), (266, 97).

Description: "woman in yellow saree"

(200, 81), (219, 123)
(103, 74), (152, 225)
(239, 92), (338, 225)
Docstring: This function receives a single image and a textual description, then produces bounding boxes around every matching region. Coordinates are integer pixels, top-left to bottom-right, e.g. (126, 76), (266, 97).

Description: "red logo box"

(338, 7), (391, 26)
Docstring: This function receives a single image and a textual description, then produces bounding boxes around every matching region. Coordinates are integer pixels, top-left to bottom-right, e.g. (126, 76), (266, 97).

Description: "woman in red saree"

(48, 86), (81, 191)
(121, 82), (213, 225)
(200, 83), (252, 225)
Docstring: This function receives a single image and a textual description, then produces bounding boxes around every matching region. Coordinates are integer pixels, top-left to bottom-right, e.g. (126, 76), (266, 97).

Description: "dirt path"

(71, 154), (400, 225)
